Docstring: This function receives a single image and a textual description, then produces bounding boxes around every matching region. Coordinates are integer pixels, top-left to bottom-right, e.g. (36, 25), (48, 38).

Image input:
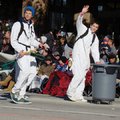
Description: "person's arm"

(91, 36), (101, 63)
(30, 24), (44, 49)
(80, 5), (89, 16)
(10, 22), (24, 53)
(76, 5), (89, 37)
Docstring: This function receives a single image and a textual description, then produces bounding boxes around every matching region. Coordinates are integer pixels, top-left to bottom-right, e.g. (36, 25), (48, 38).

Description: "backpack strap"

(17, 21), (24, 40)
(17, 21), (29, 40)
(17, 21), (30, 51)
(74, 28), (89, 44)
(90, 34), (96, 46)
(74, 28), (96, 46)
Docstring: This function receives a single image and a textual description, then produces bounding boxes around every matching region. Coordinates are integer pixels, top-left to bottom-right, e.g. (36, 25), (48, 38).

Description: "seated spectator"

(57, 36), (67, 56)
(107, 36), (117, 54)
(42, 56), (73, 97)
(55, 56), (68, 72)
(100, 35), (117, 63)
(108, 53), (117, 64)
(0, 69), (15, 93)
(0, 31), (14, 54)
(42, 70), (72, 97)
(45, 30), (56, 51)
(39, 36), (50, 54)
(52, 51), (61, 68)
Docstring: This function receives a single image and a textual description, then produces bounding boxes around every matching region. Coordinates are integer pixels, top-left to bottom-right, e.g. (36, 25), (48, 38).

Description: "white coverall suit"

(67, 15), (100, 101)
(11, 20), (40, 98)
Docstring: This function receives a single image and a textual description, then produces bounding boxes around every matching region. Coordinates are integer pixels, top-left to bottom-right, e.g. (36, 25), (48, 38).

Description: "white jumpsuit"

(67, 15), (100, 101)
(11, 21), (40, 98)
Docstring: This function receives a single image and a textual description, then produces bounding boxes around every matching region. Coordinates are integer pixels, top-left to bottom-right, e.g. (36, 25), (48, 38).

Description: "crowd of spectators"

(0, 18), (120, 98)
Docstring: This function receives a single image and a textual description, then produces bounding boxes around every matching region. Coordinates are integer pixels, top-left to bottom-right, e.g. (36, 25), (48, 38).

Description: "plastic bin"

(92, 64), (120, 104)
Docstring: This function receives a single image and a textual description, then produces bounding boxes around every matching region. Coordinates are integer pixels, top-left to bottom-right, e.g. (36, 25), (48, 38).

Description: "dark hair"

(108, 53), (116, 59)
(91, 18), (100, 26)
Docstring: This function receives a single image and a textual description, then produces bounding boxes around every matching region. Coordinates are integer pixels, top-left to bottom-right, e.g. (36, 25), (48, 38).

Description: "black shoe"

(64, 95), (73, 101)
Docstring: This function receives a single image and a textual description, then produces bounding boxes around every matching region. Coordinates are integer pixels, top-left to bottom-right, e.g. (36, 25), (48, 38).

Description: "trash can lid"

(92, 64), (120, 68)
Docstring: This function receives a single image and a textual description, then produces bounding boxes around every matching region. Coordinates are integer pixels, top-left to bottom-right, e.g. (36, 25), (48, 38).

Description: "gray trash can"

(92, 64), (120, 104)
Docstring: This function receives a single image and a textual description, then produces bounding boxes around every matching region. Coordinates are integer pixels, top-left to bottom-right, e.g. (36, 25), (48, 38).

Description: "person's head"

(107, 38), (114, 46)
(45, 56), (53, 65)
(59, 56), (68, 66)
(4, 31), (11, 39)
(59, 36), (66, 45)
(3, 31), (11, 44)
(53, 51), (61, 60)
(108, 53), (117, 64)
(90, 20), (100, 33)
(24, 6), (35, 21)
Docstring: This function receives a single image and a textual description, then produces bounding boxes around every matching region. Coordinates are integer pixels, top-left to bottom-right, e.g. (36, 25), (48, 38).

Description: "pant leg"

(12, 69), (29, 94)
(19, 73), (36, 96)
(67, 52), (88, 100)
(12, 55), (36, 96)
(74, 69), (88, 99)
(67, 68), (87, 99)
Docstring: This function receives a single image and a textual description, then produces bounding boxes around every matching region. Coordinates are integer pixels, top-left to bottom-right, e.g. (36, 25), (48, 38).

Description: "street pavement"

(0, 93), (120, 120)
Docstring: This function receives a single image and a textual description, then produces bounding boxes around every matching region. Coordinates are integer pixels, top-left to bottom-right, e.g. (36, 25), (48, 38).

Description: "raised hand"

(81, 5), (89, 14)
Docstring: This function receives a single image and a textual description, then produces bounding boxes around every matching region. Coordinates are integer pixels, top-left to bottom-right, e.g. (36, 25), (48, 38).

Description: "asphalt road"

(0, 93), (120, 120)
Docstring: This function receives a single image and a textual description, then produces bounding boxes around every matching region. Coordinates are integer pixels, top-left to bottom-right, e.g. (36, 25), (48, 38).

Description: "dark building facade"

(0, 0), (22, 20)
(47, 0), (120, 46)
(0, 0), (120, 46)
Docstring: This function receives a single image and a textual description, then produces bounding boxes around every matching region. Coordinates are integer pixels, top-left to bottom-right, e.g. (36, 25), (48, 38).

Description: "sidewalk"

(26, 92), (120, 106)
(0, 92), (120, 120)
(1, 91), (120, 105)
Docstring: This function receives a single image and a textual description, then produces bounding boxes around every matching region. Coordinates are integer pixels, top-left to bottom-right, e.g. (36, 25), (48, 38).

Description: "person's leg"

(67, 70), (86, 100)
(19, 56), (37, 99)
(11, 57), (29, 100)
(11, 56), (35, 104)
(66, 53), (87, 101)
(67, 71), (87, 101)
(19, 73), (36, 98)
(12, 70), (29, 94)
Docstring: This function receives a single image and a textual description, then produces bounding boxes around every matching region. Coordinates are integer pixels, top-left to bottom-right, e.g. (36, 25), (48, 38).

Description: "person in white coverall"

(10, 6), (43, 104)
(66, 5), (101, 102)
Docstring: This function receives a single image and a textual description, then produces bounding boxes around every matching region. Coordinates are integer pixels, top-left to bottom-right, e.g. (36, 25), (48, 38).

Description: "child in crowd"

(55, 56), (68, 72)
(0, 69), (15, 93)
(108, 53), (117, 64)
(52, 51), (61, 67)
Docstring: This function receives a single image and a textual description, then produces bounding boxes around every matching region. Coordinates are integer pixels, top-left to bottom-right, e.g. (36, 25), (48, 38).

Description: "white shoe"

(76, 99), (87, 102)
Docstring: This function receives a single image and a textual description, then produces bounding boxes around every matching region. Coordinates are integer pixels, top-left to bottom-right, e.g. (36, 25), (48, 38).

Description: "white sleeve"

(10, 22), (24, 52)
(30, 25), (40, 48)
(30, 37), (40, 48)
(76, 15), (87, 37)
(90, 36), (100, 63)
